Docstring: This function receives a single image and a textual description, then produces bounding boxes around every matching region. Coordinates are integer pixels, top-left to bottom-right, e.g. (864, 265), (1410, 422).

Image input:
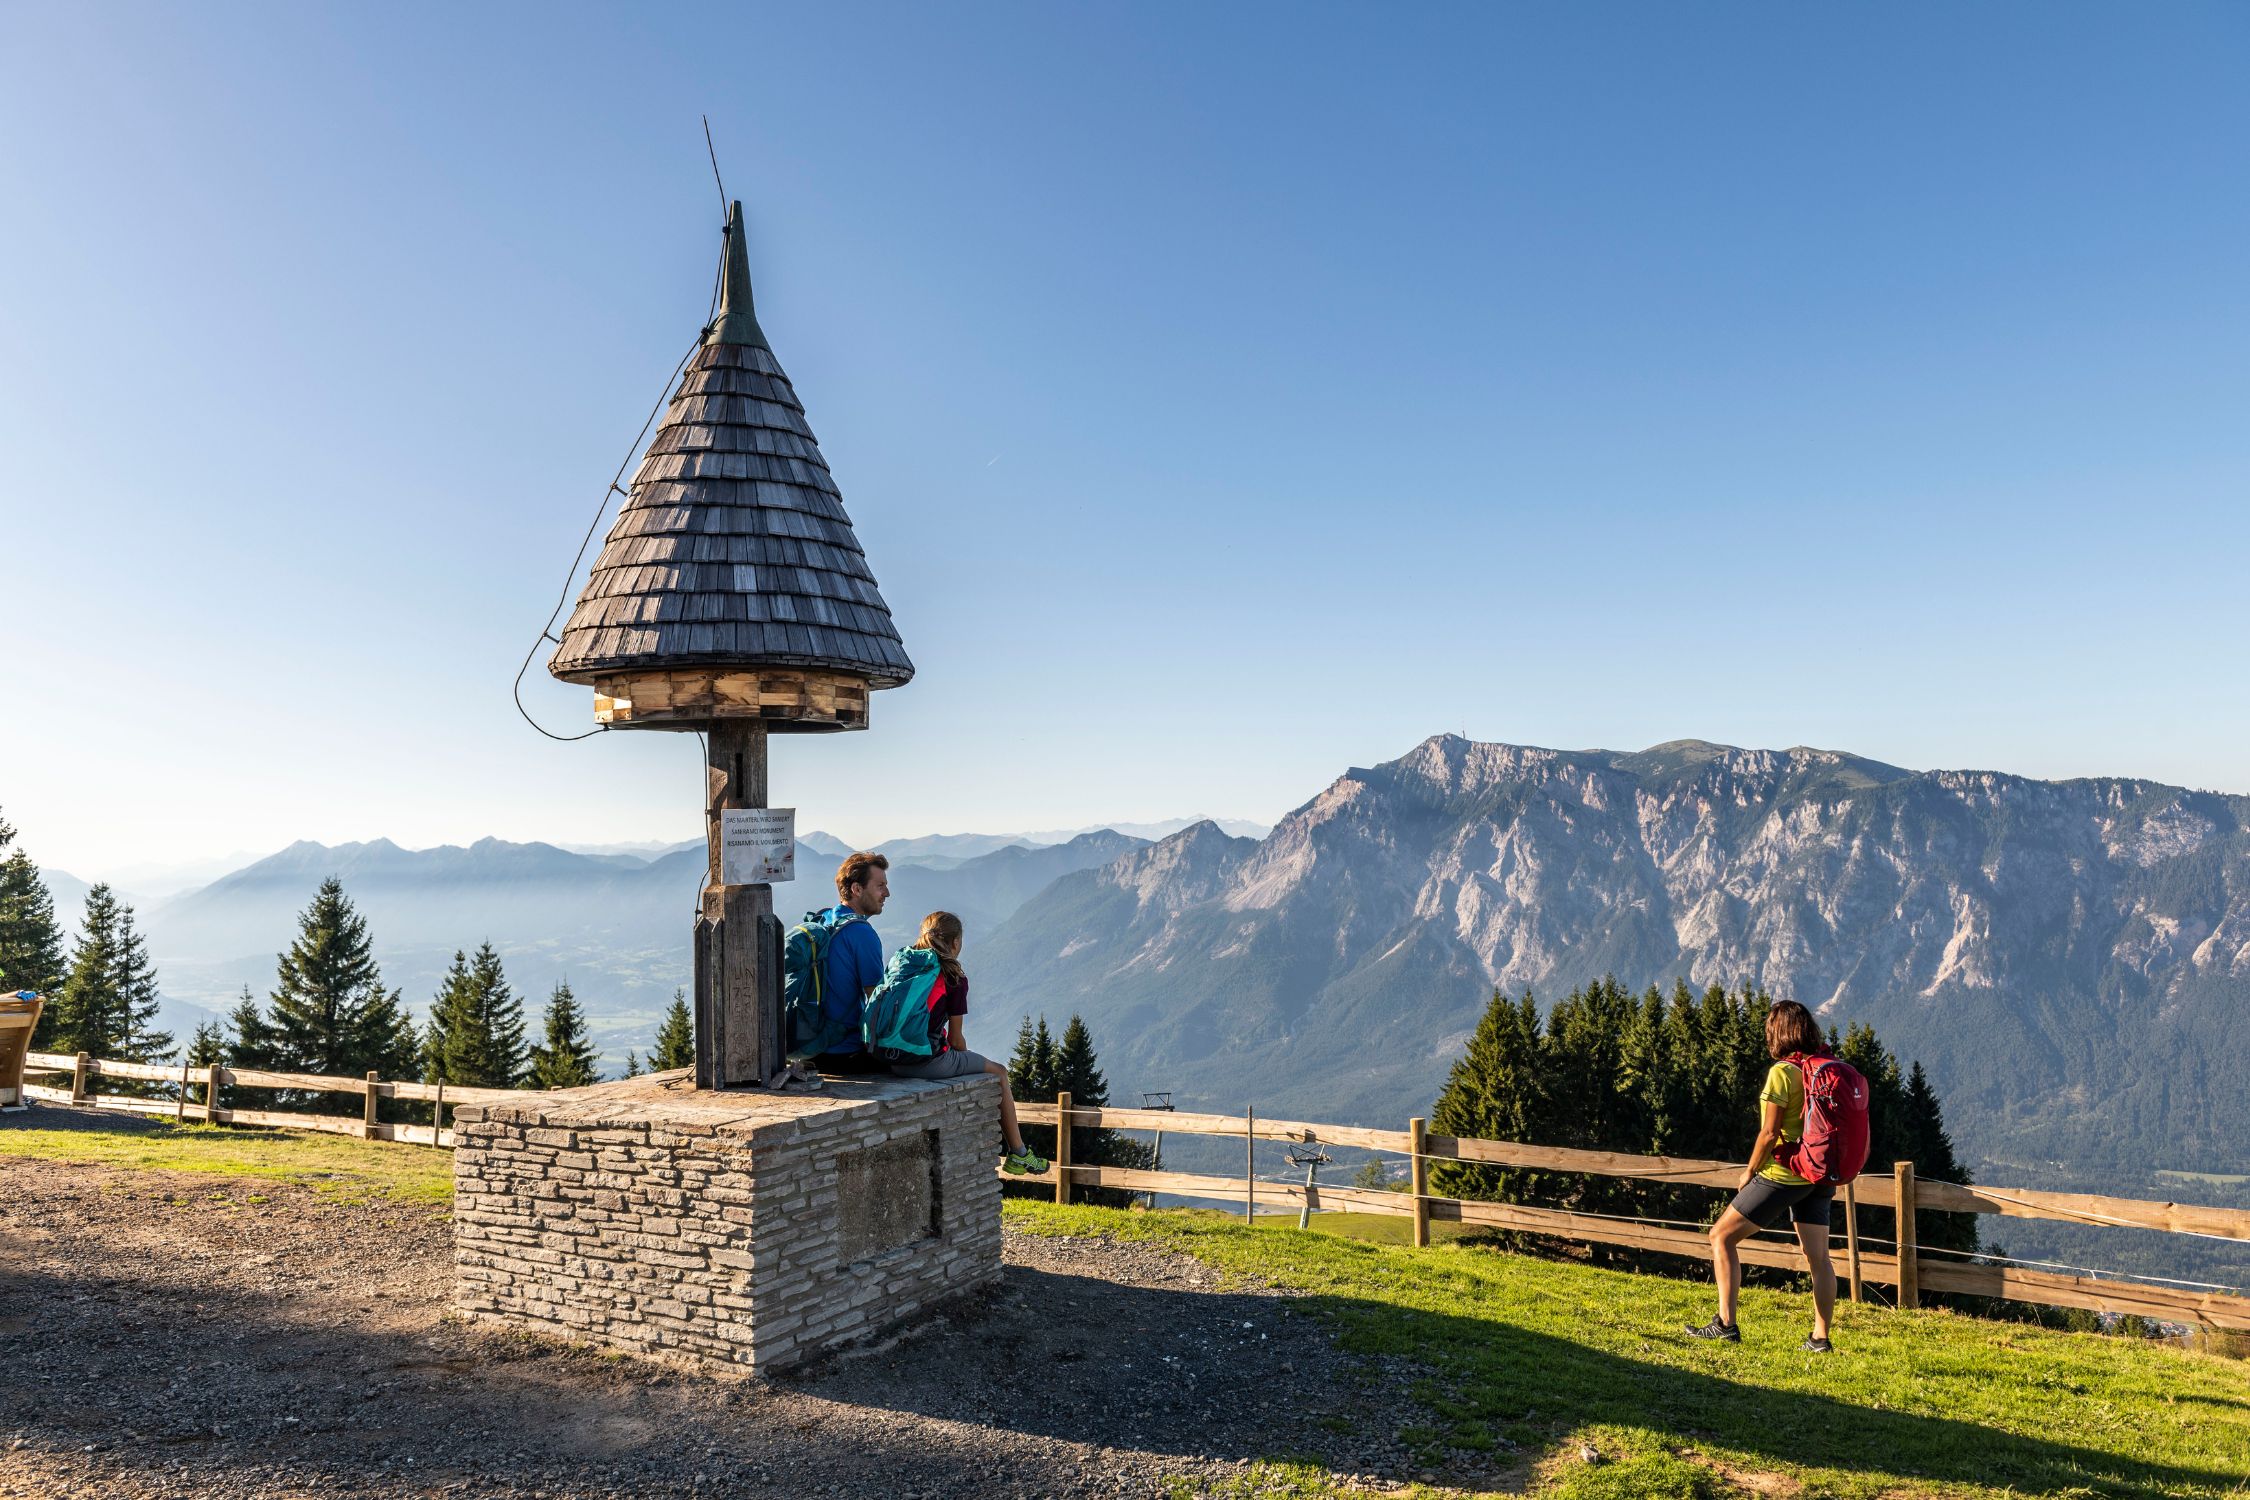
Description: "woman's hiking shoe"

(1800, 1335), (1834, 1354)
(1685, 1316), (1741, 1343)
(1001, 1147), (1049, 1176)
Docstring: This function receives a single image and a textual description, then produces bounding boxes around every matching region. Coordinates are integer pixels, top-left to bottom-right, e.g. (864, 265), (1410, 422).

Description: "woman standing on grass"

(883, 911), (1048, 1177)
(1688, 999), (1842, 1352)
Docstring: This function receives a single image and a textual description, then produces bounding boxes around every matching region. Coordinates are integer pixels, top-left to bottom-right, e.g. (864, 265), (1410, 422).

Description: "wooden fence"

(16, 1051), (2248, 1330)
(16, 1050), (526, 1148)
(1010, 1093), (2250, 1332)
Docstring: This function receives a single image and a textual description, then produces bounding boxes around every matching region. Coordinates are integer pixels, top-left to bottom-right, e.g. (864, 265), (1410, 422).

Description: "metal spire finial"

(706, 200), (769, 348)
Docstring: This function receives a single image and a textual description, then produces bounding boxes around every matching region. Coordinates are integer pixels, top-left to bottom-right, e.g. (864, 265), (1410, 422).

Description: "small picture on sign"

(720, 807), (796, 885)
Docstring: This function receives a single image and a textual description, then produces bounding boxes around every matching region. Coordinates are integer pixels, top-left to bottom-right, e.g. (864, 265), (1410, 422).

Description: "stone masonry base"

(451, 1069), (1003, 1372)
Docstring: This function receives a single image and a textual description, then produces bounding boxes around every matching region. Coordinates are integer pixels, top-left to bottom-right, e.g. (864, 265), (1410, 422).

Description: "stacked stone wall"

(453, 1074), (1001, 1371)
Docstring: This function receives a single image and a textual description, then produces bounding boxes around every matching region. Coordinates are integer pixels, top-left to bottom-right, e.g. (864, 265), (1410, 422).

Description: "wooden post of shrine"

(699, 720), (777, 1090)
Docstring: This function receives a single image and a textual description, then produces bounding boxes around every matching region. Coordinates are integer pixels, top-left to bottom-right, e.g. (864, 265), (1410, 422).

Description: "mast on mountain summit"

(548, 198), (914, 1089)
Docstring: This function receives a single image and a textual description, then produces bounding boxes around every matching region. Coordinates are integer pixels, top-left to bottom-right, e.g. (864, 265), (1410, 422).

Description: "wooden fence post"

(205, 1062), (223, 1123)
(1410, 1116), (1430, 1249)
(1244, 1106), (1256, 1222)
(71, 1051), (90, 1104)
(175, 1058), (191, 1124)
(1894, 1161), (1919, 1310)
(1843, 1179), (1863, 1303)
(434, 1079), (447, 1144)
(364, 1072), (380, 1140)
(1053, 1090), (1072, 1206)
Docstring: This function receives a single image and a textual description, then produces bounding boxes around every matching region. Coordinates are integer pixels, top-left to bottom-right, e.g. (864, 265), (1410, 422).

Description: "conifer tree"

(0, 843), (68, 1047)
(649, 989), (695, 1072)
(1008, 1016), (1059, 1099)
(1049, 1014), (1152, 1205)
(50, 884), (171, 1063)
(1006, 1017), (1045, 1095)
(266, 879), (418, 1086)
(622, 1050), (642, 1078)
(225, 986), (283, 1069)
(1004, 1015), (1064, 1188)
(1899, 1059), (1977, 1256)
(1053, 1015), (1106, 1106)
(183, 1018), (226, 1112)
(1429, 988), (1546, 1203)
(422, 943), (528, 1089)
(527, 980), (599, 1090)
(186, 1019), (227, 1069)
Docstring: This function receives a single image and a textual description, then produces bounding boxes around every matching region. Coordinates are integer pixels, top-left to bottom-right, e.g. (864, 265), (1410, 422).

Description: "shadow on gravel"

(0, 1259), (1376, 1496)
(0, 1102), (182, 1135)
(791, 1265), (1356, 1456)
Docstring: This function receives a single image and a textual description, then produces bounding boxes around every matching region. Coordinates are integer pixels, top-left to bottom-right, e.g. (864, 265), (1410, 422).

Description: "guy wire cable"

(512, 144), (735, 745)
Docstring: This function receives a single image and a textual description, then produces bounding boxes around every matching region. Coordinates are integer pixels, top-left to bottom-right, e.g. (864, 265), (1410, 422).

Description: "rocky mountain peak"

(982, 731), (2250, 1177)
(1102, 819), (1255, 911)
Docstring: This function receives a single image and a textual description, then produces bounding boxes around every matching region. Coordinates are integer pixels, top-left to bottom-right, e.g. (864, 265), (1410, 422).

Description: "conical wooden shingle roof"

(549, 201), (914, 708)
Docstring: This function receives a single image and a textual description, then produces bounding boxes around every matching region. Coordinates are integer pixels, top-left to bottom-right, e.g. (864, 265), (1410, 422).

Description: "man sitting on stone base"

(812, 852), (891, 1075)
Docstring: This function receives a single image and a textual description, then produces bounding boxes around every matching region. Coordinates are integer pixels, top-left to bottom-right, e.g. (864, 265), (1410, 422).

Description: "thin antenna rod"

(702, 115), (727, 213)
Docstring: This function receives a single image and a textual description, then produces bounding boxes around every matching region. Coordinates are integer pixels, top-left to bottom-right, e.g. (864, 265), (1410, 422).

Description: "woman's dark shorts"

(1729, 1176), (1835, 1230)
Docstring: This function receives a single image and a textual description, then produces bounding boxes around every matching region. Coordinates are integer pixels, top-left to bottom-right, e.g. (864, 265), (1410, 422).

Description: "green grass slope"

(0, 1121), (455, 1204)
(1010, 1202), (2249, 1499)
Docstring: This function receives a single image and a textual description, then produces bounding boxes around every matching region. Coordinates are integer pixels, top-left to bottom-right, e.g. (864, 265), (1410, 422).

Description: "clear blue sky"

(4, 2), (2247, 880)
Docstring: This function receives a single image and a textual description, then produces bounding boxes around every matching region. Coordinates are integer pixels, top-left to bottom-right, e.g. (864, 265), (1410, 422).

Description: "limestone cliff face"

(978, 736), (2250, 1176)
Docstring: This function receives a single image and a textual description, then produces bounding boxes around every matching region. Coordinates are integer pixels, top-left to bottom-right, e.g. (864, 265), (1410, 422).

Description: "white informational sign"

(720, 807), (796, 886)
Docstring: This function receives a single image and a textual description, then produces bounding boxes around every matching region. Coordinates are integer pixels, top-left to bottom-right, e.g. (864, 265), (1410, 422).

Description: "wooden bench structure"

(0, 992), (43, 1108)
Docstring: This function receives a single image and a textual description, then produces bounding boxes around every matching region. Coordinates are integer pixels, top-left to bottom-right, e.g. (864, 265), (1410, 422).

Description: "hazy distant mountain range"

(34, 737), (2250, 1206)
(978, 736), (2250, 1186)
(80, 827), (1163, 1061)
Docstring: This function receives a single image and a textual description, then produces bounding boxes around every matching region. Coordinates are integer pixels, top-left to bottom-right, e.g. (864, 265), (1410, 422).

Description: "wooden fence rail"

(16, 1050), (523, 1147)
(1014, 1101), (2250, 1331)
(19, 1051), (2248, 1329)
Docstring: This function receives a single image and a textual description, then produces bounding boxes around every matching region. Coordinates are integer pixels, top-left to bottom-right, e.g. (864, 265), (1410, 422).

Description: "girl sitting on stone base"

(886, 910), (1047, 1177)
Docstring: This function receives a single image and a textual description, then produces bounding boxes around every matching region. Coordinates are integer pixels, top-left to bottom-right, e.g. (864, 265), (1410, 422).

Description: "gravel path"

(0, 1147), (1496, 1498)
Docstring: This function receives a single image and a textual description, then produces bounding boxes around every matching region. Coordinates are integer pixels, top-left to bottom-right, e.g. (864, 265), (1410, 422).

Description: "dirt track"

(0, 1134), (1482, 1498)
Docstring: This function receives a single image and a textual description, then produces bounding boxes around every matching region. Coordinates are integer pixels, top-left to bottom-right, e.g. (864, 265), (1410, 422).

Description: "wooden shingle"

(550, 200), (914, 698)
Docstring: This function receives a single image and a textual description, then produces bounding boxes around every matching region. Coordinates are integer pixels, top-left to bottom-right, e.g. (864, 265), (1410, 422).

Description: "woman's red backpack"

(1781, 1053), (1871, 1185)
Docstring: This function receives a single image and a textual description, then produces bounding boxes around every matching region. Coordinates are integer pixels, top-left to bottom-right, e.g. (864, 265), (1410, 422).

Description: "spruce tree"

(422, 943), (528, 1089)
(186, 1019), (227, 1069)
(528, 980), (599, 1090)
(1050, 1015), (1151, 1206)
(1900, 1060), (1978, 1256)
(1053, 1015), (1107, 1106)
(266, 878), (418, 1085)
(1429, 988), (1546, 1203)
(51, 884), (171, 1063)
(1004, 1015), (1064, 1187)
(622, 1050), (642, 1078)
(0, 846), (68, 1048)
(650, 989), (694, 1072)
(225, 986), (283, 1069)
(1008, 1020), (1039, 1092)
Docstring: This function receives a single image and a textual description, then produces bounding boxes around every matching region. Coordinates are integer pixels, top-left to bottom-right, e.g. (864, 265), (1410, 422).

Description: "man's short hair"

(836, 851), (889, 902)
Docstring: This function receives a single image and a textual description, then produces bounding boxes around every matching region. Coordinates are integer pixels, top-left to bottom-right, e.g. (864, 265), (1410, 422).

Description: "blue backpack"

(782, 909), (865, 1062)
(861, 948), (946, 1062)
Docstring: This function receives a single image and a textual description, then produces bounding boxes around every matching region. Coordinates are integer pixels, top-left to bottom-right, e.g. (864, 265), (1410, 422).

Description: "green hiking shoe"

(1002, 1147), (1049, 1176)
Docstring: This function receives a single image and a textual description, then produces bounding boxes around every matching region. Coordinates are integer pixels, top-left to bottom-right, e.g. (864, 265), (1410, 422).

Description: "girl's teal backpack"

(861, 948), (945, 1062)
